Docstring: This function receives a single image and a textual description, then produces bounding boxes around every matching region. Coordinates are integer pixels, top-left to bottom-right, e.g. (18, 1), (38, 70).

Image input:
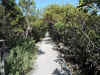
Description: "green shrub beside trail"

(0, 0), (47, 75)
(44, 4), (100, 75)
(6, 38), (37, 75)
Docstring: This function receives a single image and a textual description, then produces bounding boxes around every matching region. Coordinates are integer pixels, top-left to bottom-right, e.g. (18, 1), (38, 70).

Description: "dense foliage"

(44, 4), (100, 75)
(0, 0), (47, 75)
(79, 0), (100, 8)
(1, 0), (100, 75)
(6, 38), (36, 75)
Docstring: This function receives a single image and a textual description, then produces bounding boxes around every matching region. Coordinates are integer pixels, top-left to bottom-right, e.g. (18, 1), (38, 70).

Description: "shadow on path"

(37, 48), (45, 55)
(52, 68), (71, 75)
(52, 68), (61, 75)
(28, 32), (63, 75)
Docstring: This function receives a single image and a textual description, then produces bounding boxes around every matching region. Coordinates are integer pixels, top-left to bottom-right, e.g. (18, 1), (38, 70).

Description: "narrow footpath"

(28, 32), (61, 75)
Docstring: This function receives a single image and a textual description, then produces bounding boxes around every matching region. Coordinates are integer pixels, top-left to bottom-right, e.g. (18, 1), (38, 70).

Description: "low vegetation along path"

(29, 32), (61, 75)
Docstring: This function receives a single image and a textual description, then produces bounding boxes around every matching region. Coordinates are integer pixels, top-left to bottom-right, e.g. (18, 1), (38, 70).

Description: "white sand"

(28, 32), (61, 75)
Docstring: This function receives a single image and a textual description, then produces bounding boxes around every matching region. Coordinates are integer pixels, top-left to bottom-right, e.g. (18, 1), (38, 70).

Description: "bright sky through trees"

(16, 0), (79, 8)
(35, 0), (79, 8)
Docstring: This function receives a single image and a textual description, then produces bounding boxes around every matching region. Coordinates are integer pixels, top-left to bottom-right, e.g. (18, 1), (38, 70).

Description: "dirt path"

(28, 32), (61, 75)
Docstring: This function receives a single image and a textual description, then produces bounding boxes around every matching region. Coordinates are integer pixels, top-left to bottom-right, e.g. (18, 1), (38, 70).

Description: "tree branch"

(77, 0), (99, 8)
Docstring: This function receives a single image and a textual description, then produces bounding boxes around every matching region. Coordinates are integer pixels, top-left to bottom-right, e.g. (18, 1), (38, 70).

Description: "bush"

(46, 4), (100, 75)
(31, 19), (48, 42)
(5, 37), (37, 75)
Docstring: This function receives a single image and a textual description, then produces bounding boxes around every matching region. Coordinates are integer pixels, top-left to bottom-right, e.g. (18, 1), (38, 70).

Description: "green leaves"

(19, 0), (35, 15)
(6, 38), (36, 75)
(0, 0), (47, 75)
(78, 0), (100, 14)
(47, 3), (100, 75)
(54, 21), (65, 30)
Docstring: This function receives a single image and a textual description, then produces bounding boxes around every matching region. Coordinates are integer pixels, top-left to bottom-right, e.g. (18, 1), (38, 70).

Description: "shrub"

(5, 37), (37, 75)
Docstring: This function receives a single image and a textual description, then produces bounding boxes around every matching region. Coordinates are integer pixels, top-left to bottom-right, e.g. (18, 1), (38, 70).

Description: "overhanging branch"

(77, 0), (99, 8)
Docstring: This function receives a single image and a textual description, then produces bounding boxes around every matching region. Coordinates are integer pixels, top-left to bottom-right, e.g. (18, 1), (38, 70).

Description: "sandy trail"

(28, 32), (61, 75)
